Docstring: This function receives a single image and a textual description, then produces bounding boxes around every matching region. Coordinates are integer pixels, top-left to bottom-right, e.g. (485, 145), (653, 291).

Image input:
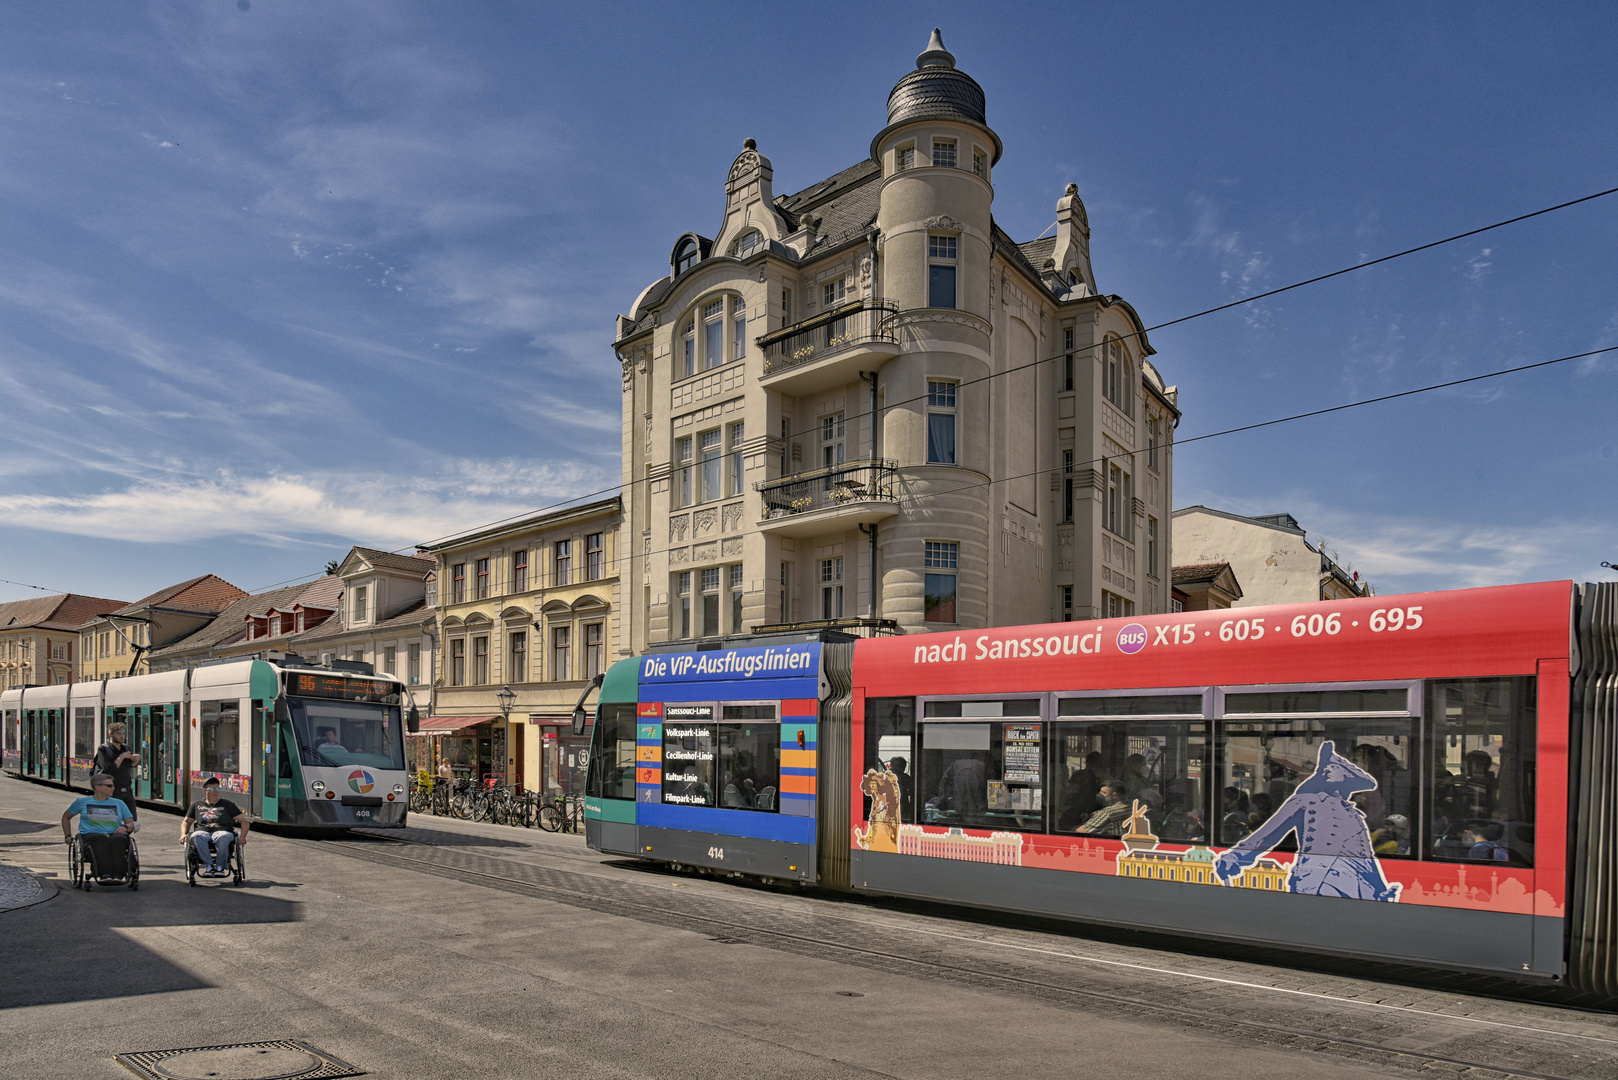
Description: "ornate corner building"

(613, 31), (1179, 648)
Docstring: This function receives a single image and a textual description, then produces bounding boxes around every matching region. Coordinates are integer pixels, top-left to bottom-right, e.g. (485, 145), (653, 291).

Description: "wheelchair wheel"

(127, 840), (139, 890)
(68, 839), (85, 890)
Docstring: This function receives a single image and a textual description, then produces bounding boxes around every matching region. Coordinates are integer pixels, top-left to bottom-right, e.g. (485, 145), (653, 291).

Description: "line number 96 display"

(1369, 606), (1424, 632)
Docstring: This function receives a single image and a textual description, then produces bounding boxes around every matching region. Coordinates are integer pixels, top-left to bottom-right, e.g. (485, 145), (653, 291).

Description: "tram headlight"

(311, 780), (326, 793)
(391, 783), (405, 795)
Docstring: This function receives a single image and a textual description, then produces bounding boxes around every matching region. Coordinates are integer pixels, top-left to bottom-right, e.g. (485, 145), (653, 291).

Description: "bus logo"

(348, 769), (375, 794)
(1116, 623), (1148, 654)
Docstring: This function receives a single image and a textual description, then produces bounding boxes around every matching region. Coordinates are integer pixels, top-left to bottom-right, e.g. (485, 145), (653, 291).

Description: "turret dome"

(873, 29), (1002, 164)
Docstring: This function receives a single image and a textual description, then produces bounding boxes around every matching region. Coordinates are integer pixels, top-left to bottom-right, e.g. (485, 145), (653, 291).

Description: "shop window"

(1428, 677), (1536, 865)
(1217, 687), (1417, 857)
(916, 698), (1043, 832)
(587, 702), (639, 800)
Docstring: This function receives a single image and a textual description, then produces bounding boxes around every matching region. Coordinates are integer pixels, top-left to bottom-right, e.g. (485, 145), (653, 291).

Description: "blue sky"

(1, 1), (1614, 607)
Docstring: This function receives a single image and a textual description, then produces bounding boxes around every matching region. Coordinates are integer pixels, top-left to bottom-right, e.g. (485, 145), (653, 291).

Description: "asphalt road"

(4, 773), (1617, 1080)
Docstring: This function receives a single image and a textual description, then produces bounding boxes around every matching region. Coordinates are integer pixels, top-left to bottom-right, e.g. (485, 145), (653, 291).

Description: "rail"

(758, 297), (898, 376)
(757, 459), (898, 520)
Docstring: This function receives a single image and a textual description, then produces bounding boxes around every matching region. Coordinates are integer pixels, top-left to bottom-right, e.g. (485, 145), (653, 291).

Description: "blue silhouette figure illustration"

(1214, 740), (1402, 902)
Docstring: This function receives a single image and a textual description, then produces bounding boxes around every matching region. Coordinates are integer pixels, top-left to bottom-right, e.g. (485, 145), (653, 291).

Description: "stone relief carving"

(721, 537), (742, 556)
(669, 546), (689, 566)
(721, 502), (743, 533)
(858, 255), (872, 286)
(921, 215), (962, 231)
(669, 514), (689, 543)
(694, 507), (718, 536)
(693, 541), (718, 563)
(727, 150), (762, 184)
(1056, 525), (1074, 572)
(620, 358), (634, 391)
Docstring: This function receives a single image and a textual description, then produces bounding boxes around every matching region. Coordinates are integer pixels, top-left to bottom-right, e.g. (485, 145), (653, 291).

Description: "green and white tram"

(2, 656), (416, 830)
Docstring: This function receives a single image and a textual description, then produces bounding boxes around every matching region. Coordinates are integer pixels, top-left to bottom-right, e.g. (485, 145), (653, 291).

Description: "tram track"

(307, 832), (1618, 1080)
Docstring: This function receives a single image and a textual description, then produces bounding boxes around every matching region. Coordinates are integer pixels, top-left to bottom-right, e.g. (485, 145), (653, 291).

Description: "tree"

(325, 560), (341, 576)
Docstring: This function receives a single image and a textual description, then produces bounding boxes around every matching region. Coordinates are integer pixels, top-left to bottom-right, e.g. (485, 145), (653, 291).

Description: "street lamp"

(496, 684), (516, 719)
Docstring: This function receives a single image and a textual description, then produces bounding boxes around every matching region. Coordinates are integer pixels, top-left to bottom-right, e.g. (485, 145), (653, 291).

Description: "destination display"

(285, 672), (400, 703)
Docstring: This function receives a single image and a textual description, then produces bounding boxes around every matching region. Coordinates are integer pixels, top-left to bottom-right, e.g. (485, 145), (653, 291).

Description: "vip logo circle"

(347, 769), (375, 794)
(1116, 623), (1148, 654)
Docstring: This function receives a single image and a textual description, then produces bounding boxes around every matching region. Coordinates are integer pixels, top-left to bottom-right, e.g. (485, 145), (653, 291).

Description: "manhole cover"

(115, 1040), (363, 1080)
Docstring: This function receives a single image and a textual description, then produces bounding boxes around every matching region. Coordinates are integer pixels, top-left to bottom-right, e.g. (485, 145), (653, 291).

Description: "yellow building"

(0, 593), (126, 690)
(78, 575), (247, 681)
(418, 497), (624, 795)
(1114, 801), (1292, 891)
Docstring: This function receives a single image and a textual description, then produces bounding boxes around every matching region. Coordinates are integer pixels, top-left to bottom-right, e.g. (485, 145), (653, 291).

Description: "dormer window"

(675, 239), (699, 275)
(729, 230), (761, 258)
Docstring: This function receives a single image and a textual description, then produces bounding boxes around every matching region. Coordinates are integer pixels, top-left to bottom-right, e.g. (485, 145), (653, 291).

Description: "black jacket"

(93, 740), (135, 792)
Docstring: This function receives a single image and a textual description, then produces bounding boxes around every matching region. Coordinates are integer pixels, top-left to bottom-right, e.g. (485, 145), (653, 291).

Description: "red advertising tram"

(587, 581), (1618, 993)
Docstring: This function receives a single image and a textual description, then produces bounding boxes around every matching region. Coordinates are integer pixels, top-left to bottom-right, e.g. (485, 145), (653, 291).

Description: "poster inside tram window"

(1004, 724), (1041, 783)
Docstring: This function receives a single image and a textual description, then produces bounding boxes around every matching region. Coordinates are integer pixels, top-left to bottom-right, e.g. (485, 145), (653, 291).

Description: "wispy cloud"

(0, 460), (619, 549)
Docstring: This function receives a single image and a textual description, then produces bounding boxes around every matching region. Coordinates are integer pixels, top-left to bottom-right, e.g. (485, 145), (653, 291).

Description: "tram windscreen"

(289, 698), (405, 770)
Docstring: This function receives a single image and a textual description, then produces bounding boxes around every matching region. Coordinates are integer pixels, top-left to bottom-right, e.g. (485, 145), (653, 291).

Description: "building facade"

(418, 497), (624, 794)
(78, 574), (248, 681)
(613, 31), (1179, 649)
(282, 548), (435, 695)
(1171, 507), (1370, 608)
(0, 593), (126, 689)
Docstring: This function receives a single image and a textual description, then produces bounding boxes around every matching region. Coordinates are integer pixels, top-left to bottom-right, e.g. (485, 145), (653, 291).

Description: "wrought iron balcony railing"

(758, 297), (899, 376)
(757, 459), (899, 520)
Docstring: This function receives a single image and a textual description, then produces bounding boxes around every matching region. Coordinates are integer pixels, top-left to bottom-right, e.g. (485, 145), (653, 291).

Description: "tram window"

(200, 700), (241, 773)
(864, 697), (915, 825)
(1224, 688), (1409, 714)
(288, 699), (405, 770)
(917, 719), (1045, 832)
(1428, 677), (1535, 867)
(587, 703), (638, 800)
(1058, 695), (1202, 718)
(923, 698), (1041, 718)
(73, 707), (95, 758)
(717, 704), (780, 812)
(1217, 712), (1417, 858)
(1051, 719), (1206, 842)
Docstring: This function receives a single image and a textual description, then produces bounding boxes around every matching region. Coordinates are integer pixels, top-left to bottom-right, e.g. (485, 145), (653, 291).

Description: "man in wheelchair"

(61, 774), (138, 882)
(181, 777), (248, 878)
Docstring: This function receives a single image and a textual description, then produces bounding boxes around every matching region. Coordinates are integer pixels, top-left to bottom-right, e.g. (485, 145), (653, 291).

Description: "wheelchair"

(67, 832), (140, 891)
(183, 829), (245, 886)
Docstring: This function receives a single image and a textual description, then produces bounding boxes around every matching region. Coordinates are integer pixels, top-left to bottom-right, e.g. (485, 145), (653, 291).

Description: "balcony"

(756, 459), (900, 537)
(757, 297), (901, 395)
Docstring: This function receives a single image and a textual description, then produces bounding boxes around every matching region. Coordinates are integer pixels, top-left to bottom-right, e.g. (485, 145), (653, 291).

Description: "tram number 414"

(707, 846), (725, 861)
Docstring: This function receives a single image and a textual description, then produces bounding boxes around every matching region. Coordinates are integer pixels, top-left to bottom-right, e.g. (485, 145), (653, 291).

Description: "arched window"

(675, 239), (699, 275)
(729, 230), (762, 258)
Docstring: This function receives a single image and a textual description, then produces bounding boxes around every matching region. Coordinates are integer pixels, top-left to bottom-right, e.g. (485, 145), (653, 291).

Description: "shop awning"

(414, 715), (498, 734)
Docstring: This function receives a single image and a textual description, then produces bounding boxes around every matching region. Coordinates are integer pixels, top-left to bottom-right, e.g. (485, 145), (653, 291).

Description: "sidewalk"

(0, 859), (55, 913)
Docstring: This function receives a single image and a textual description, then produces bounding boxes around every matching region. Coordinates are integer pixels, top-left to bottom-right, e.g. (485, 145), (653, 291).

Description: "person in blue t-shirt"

(61, 774), (137, 880)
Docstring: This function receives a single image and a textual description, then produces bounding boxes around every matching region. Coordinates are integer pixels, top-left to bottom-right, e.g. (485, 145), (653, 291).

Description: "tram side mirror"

(407, 706), (421, 734)
(571, 707), (587, 737)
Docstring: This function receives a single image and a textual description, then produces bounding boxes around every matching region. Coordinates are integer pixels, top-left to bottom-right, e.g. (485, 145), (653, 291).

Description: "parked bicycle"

(537, 792), (585, 834)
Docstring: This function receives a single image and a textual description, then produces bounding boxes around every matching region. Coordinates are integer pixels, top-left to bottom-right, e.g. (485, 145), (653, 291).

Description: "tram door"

(249, 700), (270, 820)
(21, 711), (36, 776)
(155, 703), (179, 804)
(133, 706), (154, 801)
(46, 710), (63, 781)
